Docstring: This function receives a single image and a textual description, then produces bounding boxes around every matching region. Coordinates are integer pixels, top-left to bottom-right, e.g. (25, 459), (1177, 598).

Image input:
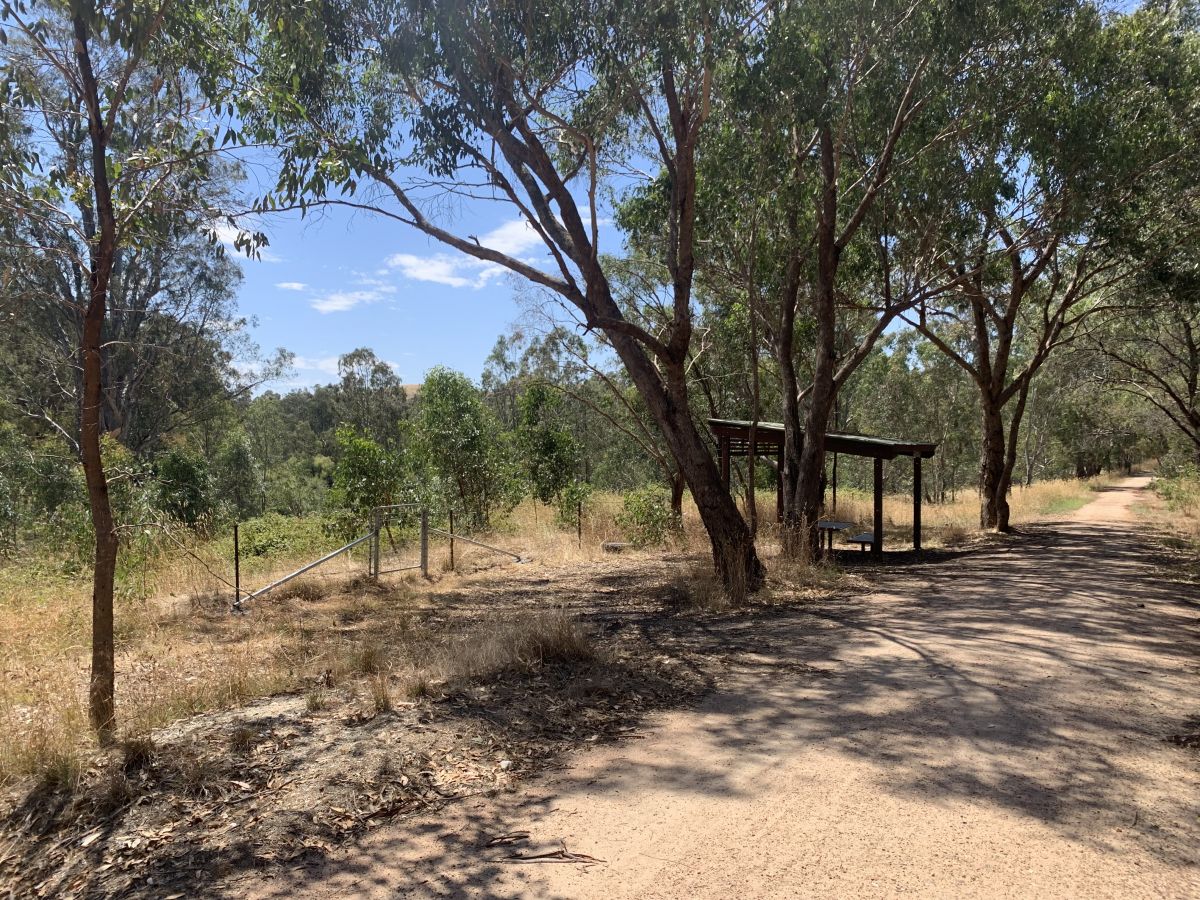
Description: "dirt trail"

(253, 477), (1200, 899)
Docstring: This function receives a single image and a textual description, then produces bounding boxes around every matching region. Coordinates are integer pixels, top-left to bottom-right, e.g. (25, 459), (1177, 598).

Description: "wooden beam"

(776, 446), (784, 522)
(719, 435), (730, 489)
(832, 452), (838, 514)
(873, 457), (884, 556)
(913, 455), (922, 553)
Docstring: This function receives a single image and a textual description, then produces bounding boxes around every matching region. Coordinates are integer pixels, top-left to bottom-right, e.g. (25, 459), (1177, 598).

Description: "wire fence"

(230, 504), (532, 611)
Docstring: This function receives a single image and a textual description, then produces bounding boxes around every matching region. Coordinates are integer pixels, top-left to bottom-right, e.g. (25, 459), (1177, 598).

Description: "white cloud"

(310, 289), (381, 314)
(383, 218), (547, 290)
(211, 221), (282, 263)
(384, 253), (494, 289)
(352, 275), (398, 294)
(478, 218), (545, 257)
(291, 355), (341, 376)
(275, 281), (307, 291)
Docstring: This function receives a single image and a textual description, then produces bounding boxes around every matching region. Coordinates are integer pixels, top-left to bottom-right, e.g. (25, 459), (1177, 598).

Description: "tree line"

(2, 0), (1198, 737)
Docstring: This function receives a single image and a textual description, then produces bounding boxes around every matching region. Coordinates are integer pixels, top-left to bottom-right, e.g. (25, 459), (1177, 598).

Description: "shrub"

(413, 367), (522, 529)
(556, 480), (593, 529)
(617, 486), (679, 547)
(214, 433), (264, 519)
(516, 384), (577, 504)
(155, 448), (214, 526)
(1155, 464), (1200, 513)
(236, 512), (329, 557)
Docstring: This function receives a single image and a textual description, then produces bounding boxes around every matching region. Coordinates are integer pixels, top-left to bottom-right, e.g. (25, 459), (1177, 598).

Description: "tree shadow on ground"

(260, 516), (1200, 897)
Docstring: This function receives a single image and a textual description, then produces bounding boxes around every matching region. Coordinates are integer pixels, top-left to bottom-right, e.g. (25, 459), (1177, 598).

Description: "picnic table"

(816, 520), (854, 552)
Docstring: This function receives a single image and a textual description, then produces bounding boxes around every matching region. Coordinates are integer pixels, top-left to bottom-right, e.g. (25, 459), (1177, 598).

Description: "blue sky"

(223, 197), (623, 391)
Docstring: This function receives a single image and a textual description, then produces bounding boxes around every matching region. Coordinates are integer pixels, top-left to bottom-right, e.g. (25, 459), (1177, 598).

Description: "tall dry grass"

(0, 474), (1111, 790)
(0, 494), (624, 791)
(1152, 471), (1200, 546)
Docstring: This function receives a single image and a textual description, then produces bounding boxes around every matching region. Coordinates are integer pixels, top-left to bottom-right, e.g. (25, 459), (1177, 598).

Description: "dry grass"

(671, 566), (730, 612)
(0, 475), (1107, 793)
(815, 474), (1114, 549)
(1150, 473), (1200, 547)
(0, 534), (597, 794)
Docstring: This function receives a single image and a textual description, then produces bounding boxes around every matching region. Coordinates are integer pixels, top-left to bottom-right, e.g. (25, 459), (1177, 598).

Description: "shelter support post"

(913, 455), (922, 553)
(873, 457), (884, 557)
(776, 447), (784, 523)
(719, 436), (731, 489)
(832, 452), (838, 514)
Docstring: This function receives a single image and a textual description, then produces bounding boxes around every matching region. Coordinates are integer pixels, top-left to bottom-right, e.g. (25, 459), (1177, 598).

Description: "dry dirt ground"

(4, 478), (1198, 898)
(245, 477), (1200, 899)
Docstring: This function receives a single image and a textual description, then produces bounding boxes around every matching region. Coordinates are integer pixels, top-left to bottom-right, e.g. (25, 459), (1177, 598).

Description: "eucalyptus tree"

(0, 234), (255, 455)
(840, 332), (979, 503)
(0, 0), (248, 737)
(483, 321), (680, 502)
(414, 367), (521, 529)
(251, 0), (765, 592)
(515, 383), (578, 506)
(1095, 273), (1200, 465)
(640, 0), (1073, 553)
(901, 2), (1200, 529)
(333, 347), (409, 447)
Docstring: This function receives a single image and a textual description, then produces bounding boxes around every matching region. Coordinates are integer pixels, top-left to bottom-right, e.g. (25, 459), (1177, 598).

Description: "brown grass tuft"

(670, 566), (730, 612)
(939, 522), (970, 548)
(442, 611), (595, 682)
(275, 577), (328, 603)
(119, 734), (156, 773)
(369, 673), (393, 713)
(352, 644), (388, 676)
(227, 724), (259, 754)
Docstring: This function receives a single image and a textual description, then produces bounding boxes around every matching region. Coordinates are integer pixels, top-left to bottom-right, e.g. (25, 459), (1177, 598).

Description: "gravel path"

(257, 477), (1200, 899)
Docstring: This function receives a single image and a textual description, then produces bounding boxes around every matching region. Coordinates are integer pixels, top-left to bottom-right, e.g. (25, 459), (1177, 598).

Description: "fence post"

(448, 508), (455, 572)
(577, 499), (582, 549)
(370, 508), (381, 579)
(420, 508), (429, 578)
(233, 522), (241, 606)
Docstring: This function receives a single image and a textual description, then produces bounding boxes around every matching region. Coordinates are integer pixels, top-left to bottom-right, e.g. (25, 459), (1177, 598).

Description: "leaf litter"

(1, 552), (840, 898)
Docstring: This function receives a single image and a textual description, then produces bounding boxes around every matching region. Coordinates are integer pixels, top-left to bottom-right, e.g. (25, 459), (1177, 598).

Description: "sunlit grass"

(1151, 471), (1200, 547)
(0, 473), (1115, 789)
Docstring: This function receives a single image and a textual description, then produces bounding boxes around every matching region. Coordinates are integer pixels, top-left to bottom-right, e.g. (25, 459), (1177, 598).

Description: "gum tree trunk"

(606, 323), (764, 597)
(74, 13), (119, 740)
(978, 397), (1010, 531)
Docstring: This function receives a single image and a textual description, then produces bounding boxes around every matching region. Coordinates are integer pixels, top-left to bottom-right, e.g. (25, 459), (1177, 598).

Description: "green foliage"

(329, 427), (403, 513)
(414, 367), (521, 529)
(326, 427), (406, 538)
(236, 512), (327, 558)
(266, 457), (329, 517)
(555, 480), (593, 530)
(334, 349), (409, 447)
(213, 434), (264, 520)
(154, 448), (214, 527)
(516, 384), (577, 505)
(617, 486), (679, 548)
(1155, 466), (1200, 513)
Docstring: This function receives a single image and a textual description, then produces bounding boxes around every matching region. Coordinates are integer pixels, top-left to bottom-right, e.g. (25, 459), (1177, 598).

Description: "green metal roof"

(707, 418), (938, 460)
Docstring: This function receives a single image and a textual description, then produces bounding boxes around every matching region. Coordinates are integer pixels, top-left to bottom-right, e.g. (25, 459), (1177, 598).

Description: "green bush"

(617, 486), (679, 548)
(326, 427), (409, 539)
(237, 512), (311, 557)
(1155, 465), (1200, 513)
(213, 433), (264, 519)
(414, 367), (522, 529)
(155, 448), (214, 526)
(556, 480), (593, 529)
(517, 384), (577, 504)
